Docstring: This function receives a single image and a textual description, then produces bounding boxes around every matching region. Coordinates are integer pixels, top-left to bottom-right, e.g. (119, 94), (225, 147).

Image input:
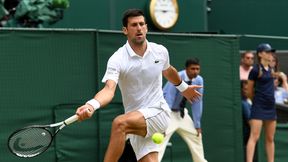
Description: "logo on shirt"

(154, 60), (159, 63)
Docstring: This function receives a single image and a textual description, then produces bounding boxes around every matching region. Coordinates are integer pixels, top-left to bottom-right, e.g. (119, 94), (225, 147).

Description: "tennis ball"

(152, 133), (164, 144)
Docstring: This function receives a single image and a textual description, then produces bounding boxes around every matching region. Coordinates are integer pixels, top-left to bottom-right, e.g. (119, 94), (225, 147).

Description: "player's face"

(186, 64), (200, 79)
(122, 16), (147, 45)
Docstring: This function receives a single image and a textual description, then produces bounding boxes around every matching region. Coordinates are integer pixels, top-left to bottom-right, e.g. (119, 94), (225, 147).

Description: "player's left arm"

(162, 66), (202, 102)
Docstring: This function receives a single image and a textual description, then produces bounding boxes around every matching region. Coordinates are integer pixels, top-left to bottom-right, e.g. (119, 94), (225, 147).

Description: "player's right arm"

(76, 80), (117, 121)
(76, 79), (117, 121)
(76, 50), (121, 121)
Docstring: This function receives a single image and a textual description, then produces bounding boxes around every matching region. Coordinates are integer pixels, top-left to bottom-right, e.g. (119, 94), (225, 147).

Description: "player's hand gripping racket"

(7, 114), (79, 158)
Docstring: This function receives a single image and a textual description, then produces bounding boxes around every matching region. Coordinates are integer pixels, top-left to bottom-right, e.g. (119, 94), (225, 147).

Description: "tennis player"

(75, 9), (202, 162)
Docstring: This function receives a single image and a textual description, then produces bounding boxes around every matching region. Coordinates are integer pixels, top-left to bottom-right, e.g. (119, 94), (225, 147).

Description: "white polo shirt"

(102, 40), (170, 112)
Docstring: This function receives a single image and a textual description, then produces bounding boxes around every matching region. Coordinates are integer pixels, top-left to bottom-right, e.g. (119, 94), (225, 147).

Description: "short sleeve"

(102, 55), (121, 84)
(248, 65), (259, 81)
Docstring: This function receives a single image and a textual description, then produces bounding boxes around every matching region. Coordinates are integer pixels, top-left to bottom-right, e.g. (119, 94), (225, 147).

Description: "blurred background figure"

(274, 76), (288, 104)
(0, 0), (69, 28)
(241, 80), (252, 124)
(240, 51), (254, 80)
(240, 80), (252, 160)
(270, 53), (288, 91)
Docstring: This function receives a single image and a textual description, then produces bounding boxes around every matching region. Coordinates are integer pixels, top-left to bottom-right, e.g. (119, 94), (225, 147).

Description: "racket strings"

(8, 127), (52, 157)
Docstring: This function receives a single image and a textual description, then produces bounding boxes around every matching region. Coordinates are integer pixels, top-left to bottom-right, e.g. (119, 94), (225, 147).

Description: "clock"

(149, 0), (179, 30)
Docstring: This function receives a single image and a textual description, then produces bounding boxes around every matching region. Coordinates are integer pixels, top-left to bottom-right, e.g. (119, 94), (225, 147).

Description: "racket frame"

(7, 115), (78, 158)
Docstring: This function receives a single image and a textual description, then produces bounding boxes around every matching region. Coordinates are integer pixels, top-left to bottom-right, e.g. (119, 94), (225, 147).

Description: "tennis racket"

(7, 114), (79, 158)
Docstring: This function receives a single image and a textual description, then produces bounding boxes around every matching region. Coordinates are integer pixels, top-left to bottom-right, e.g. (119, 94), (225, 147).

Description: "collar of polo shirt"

(183, 70), (195, 82)
(125, 40), (152, 58)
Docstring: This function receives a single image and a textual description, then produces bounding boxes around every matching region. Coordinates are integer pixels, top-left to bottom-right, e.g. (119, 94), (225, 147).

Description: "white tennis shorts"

(128, 101), (171, 160)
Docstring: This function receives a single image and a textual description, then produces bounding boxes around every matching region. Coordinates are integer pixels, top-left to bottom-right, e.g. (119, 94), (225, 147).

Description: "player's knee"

(112, 116), (128, 134)
(250, 133), (260, 141)
(265, 134), (274, 143)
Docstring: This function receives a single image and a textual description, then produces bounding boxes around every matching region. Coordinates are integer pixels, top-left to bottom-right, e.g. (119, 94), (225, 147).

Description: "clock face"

(149, 0), (179, 30)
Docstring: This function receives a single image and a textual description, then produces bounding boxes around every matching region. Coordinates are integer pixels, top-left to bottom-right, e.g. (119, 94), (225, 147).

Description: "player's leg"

(263, 120), (276, 162)
(158, 111), (179, 161)
(246, 119), (263, 162)
(138, 152), (158, 162)
(104, 111), (147, 162)
(177, 108), (207, 162)
(129, 104), (171, 162)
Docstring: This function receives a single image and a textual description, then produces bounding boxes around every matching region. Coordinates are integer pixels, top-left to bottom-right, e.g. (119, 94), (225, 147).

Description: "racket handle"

(64, 115), (79, 125)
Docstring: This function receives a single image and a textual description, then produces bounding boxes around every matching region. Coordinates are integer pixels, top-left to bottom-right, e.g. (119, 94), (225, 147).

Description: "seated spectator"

(240, 51), (254, 80)
(241, 80), (252, 133)
(274, 76), (288, 104)
(241, 80), (252, 160)
(270, 53), (288, 91)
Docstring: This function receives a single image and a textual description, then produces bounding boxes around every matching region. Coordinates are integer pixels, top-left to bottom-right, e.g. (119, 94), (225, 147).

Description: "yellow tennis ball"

(152, 133), (164, 144)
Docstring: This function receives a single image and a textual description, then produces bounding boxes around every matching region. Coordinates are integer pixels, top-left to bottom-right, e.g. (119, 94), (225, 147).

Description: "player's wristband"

(86, 99), (100, 111)
(175, 80), (189, 92)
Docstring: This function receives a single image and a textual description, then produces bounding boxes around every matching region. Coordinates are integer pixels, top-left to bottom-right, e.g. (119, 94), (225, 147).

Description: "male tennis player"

(75, 9), (202, 162)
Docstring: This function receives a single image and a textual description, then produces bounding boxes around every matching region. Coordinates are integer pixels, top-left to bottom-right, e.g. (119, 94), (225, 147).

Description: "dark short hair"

(122, 9), (145, 27)
(185, 58), (200, 68)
